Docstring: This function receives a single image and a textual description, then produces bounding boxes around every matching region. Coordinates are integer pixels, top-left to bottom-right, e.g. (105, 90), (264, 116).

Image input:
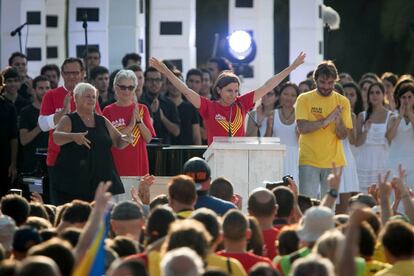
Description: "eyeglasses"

(62, 71), (82, 76)
(117, 84), (135, 91)
(146, 78), (162, 83)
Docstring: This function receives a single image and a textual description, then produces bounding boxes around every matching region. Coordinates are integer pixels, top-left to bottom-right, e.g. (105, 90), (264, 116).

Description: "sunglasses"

(117, 84), (135, 91)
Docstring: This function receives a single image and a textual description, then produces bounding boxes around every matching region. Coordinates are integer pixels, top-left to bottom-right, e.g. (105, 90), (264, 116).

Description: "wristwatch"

(327, 189), (338, 198)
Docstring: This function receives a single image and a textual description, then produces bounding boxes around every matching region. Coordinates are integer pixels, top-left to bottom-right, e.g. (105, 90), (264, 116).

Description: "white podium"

(203, 137), (286, 210)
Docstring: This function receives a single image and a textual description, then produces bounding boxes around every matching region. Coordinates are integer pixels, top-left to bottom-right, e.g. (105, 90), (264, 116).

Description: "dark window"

(76, 44), (100, 58)
(319, 5), (322, 18)
(47, 47), (58, 58)
(76, 8), (99, 22)
(319, 41), (323, 55)
(26, 48), (42, 61)
(165, 59), (183, 72)
(139, 0), (144, 14)
(27, 11), (41, 25)
(46, 15), (58, 27)
(160, 22), (182, 35)
(139, 39), (144, 54)
(235, 0), (253, 8)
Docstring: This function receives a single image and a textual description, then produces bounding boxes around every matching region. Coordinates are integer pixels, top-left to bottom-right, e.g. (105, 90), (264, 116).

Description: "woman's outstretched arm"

(253, 52), (306, 102)
(149, 57), (202, 108)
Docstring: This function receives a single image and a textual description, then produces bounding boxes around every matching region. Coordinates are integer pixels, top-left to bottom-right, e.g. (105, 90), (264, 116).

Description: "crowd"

(0, 48), (413, 275)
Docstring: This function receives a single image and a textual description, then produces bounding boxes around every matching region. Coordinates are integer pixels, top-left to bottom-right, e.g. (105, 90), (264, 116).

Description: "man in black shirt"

(19, 76), (50, 173)
(2, 68), (31, 115)
(167, 70), (201, 145)
(0, 86), (18, 196)
(141, 67), (180, 144)
(89, 66), (113, 109)
(9, 52), (32, 101)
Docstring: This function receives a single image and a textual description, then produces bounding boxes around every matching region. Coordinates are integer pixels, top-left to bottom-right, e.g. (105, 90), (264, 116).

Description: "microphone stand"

(245, 109), (261, 138)
(10, 22), (28, 53)
(82, 13), (89, 80)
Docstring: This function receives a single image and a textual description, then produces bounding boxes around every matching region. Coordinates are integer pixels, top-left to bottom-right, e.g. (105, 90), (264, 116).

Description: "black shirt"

(141, 92), (180, 144)
(171, 101), (199, 145)
(0, 96), (18, 166)
(19, 105), (49, 173)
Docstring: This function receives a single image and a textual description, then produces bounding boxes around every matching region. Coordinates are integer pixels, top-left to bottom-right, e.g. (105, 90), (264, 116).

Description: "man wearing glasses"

(38, 57), (102, 204)
(141, 67), (180, 144)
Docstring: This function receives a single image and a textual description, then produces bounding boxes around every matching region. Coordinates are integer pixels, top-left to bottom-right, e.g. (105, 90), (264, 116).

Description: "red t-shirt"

(40, 86), (102, 166)
(262, 227), (280, 260)
(103, 103), (155, 176)
(198, 91), (255, 144)
(217, 251), (273, 272)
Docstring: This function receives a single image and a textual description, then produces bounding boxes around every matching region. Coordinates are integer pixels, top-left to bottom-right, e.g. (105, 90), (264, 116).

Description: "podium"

(203, 137), (286, 210)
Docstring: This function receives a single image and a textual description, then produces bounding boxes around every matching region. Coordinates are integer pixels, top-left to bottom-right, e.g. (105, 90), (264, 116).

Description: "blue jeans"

(299, 165), (332, 199)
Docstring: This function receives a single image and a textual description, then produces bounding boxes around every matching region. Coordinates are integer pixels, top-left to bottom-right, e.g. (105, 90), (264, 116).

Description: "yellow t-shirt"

(374, 260), (414, 276)
(206, 254), (247, 276)
(295, 90), (352, 168)
(365, 259), (391, 276)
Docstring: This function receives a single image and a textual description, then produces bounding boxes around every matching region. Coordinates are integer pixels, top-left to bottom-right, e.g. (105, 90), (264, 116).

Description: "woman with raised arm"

(149, 52), (305, 144)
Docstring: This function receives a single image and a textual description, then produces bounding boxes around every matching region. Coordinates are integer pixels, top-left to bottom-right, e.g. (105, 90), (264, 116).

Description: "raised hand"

(324, 106), (341, 126)
(63, 93), (72, 113)
(368, 184), (380, 203)
(287, 177), (299, 197)
(292, 52), (306, 68)
(377, 170), (392, 198)
(94, 181), (113, 214)
(394, 164), (410, 196)
(150, 98), (160, 113)
(327, 162), (342, 191)
(121, 132), (135, 144)
(72, 131), (91, 149)
(134, 105), (142, 123)
(138, 174), (155, 205)
(149, 57), (169, 74)
(30, 192), (44, 204)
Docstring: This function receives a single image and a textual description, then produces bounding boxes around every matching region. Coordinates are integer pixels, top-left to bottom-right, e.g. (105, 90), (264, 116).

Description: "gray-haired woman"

(52, 82), (133, 204)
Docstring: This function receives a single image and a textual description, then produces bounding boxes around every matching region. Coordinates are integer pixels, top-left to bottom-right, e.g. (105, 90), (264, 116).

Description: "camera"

(264, 175), (293, 190)
(8, 189), (22, 196)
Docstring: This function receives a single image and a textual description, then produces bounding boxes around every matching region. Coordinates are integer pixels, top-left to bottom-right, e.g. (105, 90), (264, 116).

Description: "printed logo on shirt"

(311, 107), (322, 114)
(215, 105), (243, 136)
(112, 118), (126, 128)
(55, 108), (63, 112)
(311, 107), (329, 129)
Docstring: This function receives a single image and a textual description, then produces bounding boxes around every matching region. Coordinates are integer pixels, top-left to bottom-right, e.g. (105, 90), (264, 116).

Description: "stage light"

(225, 30), (256, 64)
(228, 30), (252, 59)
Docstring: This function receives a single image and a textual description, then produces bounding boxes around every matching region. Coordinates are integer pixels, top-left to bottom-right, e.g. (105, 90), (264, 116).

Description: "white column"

(150, 0), (196, 73)
(45, 0), (66, 68)
(108, 0), (145, 70)
(289, 0), (323, 84)
(228, 0), (274, 94)
(67, 0), (109, 67)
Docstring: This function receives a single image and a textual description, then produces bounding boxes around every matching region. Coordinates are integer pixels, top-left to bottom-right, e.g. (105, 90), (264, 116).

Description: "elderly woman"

(103, 69), (155, 176)
(53, 82), (132, 204)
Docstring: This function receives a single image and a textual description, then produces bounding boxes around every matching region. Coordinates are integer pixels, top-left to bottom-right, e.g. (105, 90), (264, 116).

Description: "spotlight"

(225, 30), (256, 64)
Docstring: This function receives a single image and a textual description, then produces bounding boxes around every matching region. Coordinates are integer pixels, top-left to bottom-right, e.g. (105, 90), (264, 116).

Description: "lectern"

(203, 137), (286, 210)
